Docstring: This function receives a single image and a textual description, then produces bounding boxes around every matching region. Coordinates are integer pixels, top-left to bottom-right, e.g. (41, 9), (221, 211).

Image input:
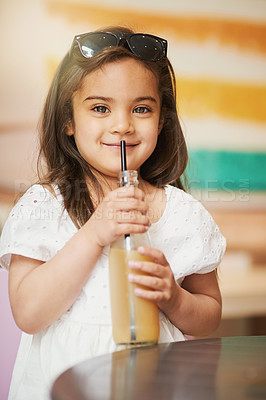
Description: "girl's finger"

(108, 186), (145, 201)
(111, 199), (149, 214)
(116, 211), (150, 226)
(133, 287), (165, 302)
(115, 223), (150, 237)
(137, 246), (169, 266)
(128, 260), (164, 277)
(128, 273), (165, 291)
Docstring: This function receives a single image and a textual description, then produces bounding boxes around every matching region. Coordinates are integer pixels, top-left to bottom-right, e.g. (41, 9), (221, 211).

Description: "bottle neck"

(118, 170), (139, 188)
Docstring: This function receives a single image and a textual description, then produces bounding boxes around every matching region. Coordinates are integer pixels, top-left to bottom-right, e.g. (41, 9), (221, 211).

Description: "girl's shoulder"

(165, 185), (206, 211)
(146, 184), (201, 225)
(165, 184), (196, 201)
(2, 183), (65, 241)
(14, 184), (62, 209)
(0, 184), (75, 269)
(163, 184), (221, 229)
(153, 185), (226, 276)
(18, 183), (56, 199)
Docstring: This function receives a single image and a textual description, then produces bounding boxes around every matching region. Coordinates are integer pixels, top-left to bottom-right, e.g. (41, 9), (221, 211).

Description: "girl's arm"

(169, 272), (222, 336)
(9, 227), (102, 334)
(128, 247), (222, 337)
(9, 186), (150, 334)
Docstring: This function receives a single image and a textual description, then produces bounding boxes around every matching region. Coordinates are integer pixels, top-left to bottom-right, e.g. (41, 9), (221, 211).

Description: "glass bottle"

(109, 170), (159, 345)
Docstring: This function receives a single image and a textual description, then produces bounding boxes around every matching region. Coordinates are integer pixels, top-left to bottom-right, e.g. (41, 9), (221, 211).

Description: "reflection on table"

(51, 336), (266, 400)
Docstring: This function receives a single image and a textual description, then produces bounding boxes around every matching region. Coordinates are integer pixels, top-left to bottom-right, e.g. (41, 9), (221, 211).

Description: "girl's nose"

(109, 112), (134, 135)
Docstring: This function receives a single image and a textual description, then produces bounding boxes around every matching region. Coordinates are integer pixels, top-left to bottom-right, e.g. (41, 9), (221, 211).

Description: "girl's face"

(67, 58), (162, 179)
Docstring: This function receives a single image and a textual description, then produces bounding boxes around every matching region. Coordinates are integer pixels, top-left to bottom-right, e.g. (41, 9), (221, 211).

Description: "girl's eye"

(92, 105), (110, 113)
(134, 106), (150, 114)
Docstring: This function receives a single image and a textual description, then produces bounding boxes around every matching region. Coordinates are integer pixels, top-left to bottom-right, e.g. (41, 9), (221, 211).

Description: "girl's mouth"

(103, 143), (138, 148)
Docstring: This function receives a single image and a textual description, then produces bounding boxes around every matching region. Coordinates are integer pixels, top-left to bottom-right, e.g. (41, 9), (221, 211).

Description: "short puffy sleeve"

(0, 185), (77, 269)
(150, 186), (226, 280)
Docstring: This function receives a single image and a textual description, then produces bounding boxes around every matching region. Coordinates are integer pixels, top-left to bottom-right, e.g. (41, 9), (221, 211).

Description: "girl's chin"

(89, 161), (141, 178)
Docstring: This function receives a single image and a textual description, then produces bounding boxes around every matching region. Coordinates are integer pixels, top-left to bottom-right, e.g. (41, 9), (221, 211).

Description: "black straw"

(120, 142), (136, 341)
(120, 140), (127, 172)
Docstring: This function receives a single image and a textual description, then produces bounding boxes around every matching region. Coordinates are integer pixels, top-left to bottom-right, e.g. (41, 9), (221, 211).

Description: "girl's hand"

(86, 186), (150, 248)
(128, 246), (180, 315)
(128, 247), (222, 337)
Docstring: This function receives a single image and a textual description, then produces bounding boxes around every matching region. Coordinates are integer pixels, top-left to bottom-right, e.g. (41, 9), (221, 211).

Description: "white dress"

(0, 184), (226, 400)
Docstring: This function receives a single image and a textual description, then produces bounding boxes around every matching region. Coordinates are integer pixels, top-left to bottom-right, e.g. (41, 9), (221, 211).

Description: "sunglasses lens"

(75, 32), (166, 61)
(78, 33), (117, 57)
(129, 34), (163, 61)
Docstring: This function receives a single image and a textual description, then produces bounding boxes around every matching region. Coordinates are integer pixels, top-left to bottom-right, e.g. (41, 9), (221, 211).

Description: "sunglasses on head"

(71, 31), (168, 62)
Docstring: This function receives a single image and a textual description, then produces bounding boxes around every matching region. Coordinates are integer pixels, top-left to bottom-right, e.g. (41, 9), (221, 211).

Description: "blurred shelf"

(210, 209), (266, 261)
(220, 265), (266, 319)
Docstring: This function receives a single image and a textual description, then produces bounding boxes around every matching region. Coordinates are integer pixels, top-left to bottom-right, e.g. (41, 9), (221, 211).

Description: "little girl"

(0, 26), (226, 399)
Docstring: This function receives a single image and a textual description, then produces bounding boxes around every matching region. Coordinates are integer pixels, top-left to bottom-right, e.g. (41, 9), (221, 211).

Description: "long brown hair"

(38, 26), (188, 227)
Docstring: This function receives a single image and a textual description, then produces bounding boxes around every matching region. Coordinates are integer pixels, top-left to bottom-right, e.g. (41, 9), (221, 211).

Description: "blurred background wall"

(0, 0), (266, 398)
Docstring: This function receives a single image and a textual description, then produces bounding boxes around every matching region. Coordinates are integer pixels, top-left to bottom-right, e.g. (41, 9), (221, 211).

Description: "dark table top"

(51, 336), (266, 400)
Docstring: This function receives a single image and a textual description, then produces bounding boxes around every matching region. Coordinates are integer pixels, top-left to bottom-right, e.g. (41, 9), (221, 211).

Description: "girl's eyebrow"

(84, 96), (113, 102)
(83, 96), (158, 103)
(135, 96), (158, 103)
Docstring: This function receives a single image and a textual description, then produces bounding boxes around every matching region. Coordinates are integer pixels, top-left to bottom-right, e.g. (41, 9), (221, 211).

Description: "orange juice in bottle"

(109, 169), (159, 345)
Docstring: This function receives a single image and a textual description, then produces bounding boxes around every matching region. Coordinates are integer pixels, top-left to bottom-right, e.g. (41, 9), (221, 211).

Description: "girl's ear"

(66, 122), (74, 136)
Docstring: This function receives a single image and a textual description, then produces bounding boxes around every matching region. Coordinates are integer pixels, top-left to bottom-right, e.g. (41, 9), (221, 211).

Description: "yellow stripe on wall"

(177, 79), (266, 122)
(46, 0), (266, 55)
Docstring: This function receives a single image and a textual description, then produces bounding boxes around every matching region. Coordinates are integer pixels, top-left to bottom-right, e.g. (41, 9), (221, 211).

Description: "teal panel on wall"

(187, 150), (266, 191)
